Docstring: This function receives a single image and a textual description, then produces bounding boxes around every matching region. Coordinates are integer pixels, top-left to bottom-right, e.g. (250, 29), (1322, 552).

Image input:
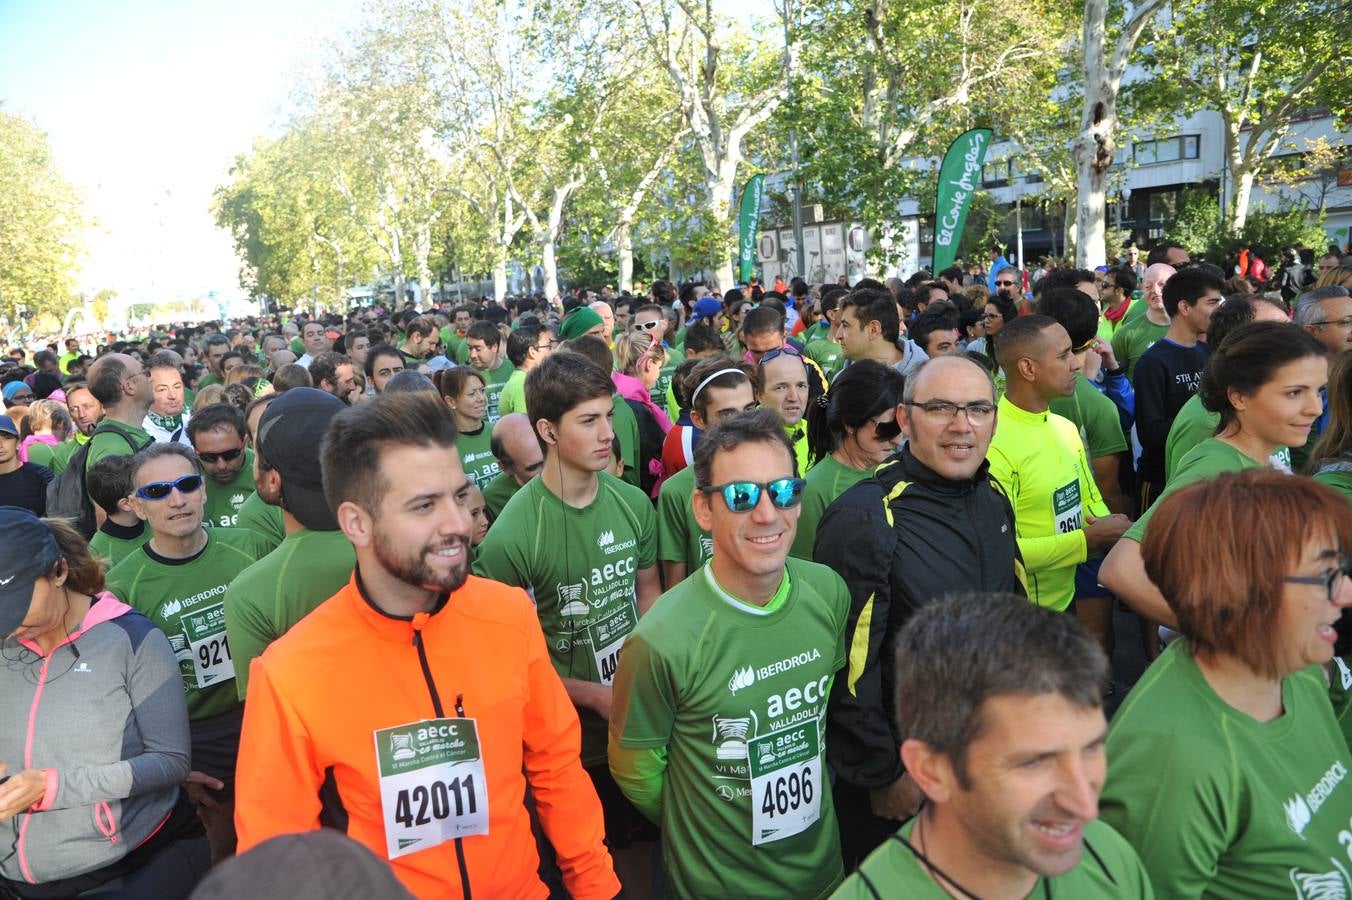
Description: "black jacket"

(814, 445), (1024, 790)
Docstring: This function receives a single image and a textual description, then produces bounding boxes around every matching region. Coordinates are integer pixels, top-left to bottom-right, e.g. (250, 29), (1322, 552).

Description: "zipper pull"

(455, 693), (465, 717)
(411, 611), (430, 647)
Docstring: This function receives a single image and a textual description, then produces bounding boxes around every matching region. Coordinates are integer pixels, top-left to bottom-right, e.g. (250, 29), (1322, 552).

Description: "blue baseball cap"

(692, 297), (723, 322)
(0, 507), (62, 639)
(0, 416), (16, 438)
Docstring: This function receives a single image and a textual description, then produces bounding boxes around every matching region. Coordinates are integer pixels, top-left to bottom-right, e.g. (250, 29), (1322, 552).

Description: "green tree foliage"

(1127, 0), (1351, 234)
(1167, 188), (1328, 263)
(0, 105), (86, 321)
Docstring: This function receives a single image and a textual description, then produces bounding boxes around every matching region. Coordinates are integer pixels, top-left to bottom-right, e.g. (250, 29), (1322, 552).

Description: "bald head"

(1143, 263), (1176, 309)
(270, 349), (298, 370)
(491, 412), (544, 486)
(905, 354), (996, 405)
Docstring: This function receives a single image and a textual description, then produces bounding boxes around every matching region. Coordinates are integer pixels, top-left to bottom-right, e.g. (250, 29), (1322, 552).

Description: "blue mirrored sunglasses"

(699, 477), (804, 512)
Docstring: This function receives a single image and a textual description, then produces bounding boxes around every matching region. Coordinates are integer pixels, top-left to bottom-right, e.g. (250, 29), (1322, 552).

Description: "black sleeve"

(814, 490), (905, 790)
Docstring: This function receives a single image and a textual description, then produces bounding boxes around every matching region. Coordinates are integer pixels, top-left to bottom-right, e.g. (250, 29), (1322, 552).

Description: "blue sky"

(0, 0), (362, 304)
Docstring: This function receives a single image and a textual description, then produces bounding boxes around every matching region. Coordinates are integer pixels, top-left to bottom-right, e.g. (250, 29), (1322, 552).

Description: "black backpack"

(47, 422), (154, 538)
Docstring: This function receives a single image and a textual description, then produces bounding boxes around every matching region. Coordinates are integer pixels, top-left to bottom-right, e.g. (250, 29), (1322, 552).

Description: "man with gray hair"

(1294, 285), (1352, 355)
(833, 593), (1151, 897)
(816, 354), (1025, 867)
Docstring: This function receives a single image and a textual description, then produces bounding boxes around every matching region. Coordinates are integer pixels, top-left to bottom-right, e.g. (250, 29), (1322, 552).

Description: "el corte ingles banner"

(931, 128), (993, 273)
(738, 174), (766, 283)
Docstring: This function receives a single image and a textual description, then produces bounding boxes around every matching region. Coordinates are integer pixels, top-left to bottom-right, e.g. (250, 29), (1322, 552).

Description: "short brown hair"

(1142, 469), (1352, 678)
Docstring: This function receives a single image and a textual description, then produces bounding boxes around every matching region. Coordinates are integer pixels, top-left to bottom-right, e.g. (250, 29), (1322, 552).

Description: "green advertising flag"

(932, 128), (993, 273)
(738, 174), (767, 283)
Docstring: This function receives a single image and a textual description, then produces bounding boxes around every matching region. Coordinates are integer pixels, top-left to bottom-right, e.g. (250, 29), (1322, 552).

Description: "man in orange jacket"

(234, 391), (619, 900)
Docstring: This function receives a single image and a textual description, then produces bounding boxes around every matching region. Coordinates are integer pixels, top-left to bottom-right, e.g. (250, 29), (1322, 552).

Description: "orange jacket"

(235, 573), (619, 900)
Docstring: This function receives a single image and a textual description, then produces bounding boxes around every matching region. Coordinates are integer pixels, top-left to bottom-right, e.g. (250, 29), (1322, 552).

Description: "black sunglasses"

(134, 474), (204, 501)
(197, 447), (243, 464)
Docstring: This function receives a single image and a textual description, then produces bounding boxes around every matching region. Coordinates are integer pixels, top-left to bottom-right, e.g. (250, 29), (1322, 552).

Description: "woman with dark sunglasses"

(790, 360), (905, 559)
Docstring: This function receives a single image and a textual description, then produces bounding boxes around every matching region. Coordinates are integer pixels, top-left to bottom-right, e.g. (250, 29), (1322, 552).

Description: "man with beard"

(223, 388), (355, 700)
(235, 391), (620, 900)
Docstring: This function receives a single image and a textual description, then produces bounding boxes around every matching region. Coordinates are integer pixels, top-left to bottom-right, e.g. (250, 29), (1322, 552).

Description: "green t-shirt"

(1048, 374), (1128, 460)
(85, 420), (153, 469)
(1109, 316), (1169, 380)
(473, 472), (657, 765)
(1125, 438), (1264, 543)
(456, 424), (499, 488)
(832, 817), (1153, 899)
(88, 520), (151, 569)
(201, 449), (257, 528)
(482, 471), (523, 521)
(234, 490), (286, 553)
(1330, 657), (1352, 753)
(197, 373), (222, 389)
(107, 528), (270, 719)
(25, 440), (77, 475)
(475, 358), (515, 425)
(1102, 642), (1352, 898)
(612, 393), (642, 490)
(986, 397), (1109, 611)
(652, 347), (686, 408)
(656, 464), (711, 572)
(223, 528), (357, 700)
(439, 327), (466, 362)
(610, 560), (849, 899)
(1164, 394), (1218, 484)
(804, 336), (846, 383)
(790, 455), (870, 560)
(497, 368), (528, 418)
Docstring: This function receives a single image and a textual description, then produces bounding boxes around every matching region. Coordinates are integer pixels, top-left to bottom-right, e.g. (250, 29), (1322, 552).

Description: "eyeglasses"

(134, 474), (204, 501)
(905, 399), (996, 424)
(197, 447), (244, 464)
(756, 346), (802, 365)
(699, 477), (805, 512)
(981, 313), (1000, 321)
(1284, 557), (1352, 603)
(633, 320), (661, 332)
(535, 340), (558, 351)
(1312, 317), (1352, 329)
(995, 280), (1017, 287)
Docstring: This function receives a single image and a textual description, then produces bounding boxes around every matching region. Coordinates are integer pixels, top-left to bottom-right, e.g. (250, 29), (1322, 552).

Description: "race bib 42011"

(747, 719), (823, 846)
(373, 718), (490, 859)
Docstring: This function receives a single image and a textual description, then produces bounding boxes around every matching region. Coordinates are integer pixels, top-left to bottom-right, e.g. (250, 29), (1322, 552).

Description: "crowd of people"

(1, 239), (1352, 899)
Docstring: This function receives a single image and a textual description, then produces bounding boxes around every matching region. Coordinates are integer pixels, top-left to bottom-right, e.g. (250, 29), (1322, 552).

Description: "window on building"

(1148, 190), (1179, 224)
(1134, 135), (1201, 165)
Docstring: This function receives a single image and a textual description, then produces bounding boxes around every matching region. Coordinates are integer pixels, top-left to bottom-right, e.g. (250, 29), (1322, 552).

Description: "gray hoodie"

(0, 593), (189, 886)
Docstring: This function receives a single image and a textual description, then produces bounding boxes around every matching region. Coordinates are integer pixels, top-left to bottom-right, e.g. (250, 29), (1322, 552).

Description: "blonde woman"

(20, 399), (75, 472)
(612, 331), (671, 433)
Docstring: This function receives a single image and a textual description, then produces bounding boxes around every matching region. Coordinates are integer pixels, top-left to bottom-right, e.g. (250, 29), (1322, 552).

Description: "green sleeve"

(224, 573), (276, 701)
(665, 382), (679, 425)
(1110, 325), (1131, 376)
(789, 479), (830, 561)
(635, 494), (658, 570)
(608, 626), (677, 751)
(986, 446), (1089, 573)
(611, 399), (642, 489)
(607, 745), (667, 824)
(656, 478), (690, 563)
(471, 513), (531, 586)
(1083, 391), (1128, 458)
(1314, 471), (1352, 509)
(498, 376), (525, 417)
(1100, 730), (1235, 898)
